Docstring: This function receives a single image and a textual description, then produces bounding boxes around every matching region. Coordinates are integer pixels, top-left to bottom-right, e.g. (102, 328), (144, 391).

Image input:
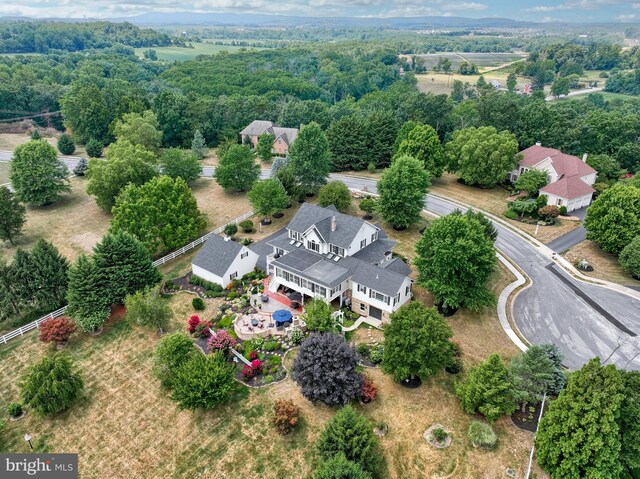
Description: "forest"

(0, 21), (172, 53)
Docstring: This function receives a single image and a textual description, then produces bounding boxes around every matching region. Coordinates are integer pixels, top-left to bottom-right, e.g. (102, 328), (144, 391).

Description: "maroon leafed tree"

(39, 317), (77, 345)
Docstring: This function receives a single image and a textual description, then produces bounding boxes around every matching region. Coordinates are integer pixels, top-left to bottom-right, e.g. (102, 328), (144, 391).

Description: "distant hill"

(109, 12), (537, 29)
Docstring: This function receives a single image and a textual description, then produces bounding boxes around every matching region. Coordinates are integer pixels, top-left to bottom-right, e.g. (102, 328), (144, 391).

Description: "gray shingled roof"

(240, 120), (274, 137)
(351, 238), (397, 264)
(271, 248), (352, 289)
(192, 234), (244, 277)
(343, 257), (410, 297)
(272, 127), (299, 145)
(288, 203), (374, 249)
(380, 257), (412, 277)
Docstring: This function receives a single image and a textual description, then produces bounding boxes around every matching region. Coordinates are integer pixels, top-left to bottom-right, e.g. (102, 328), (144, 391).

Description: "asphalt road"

(3, 152), (639, 369)
(546, 207), (587, 253)
(331, 173), (640, 371)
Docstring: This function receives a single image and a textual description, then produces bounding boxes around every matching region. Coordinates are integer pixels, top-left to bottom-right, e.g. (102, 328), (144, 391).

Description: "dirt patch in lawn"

(429, 174), (579, 244)
(563, 239), (638, 287)
(0, 133), (88, 157)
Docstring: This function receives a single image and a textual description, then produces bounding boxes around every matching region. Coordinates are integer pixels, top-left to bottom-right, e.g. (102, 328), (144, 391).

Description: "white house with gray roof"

(192, 234), (259, 288)
(263, 203), (413, 322)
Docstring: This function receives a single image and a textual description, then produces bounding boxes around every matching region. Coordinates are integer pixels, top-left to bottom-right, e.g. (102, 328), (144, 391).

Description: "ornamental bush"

(192, 297), (205, 310)
(20, 354), (83, 416)
(467, 421), (497, 449)
(207, 330), (237, 355)
(619, 236), (640, 278)
(7, 403), (22, 418)
(38, 317), (76, 345)
(272, 399), (301, 435)
(57, 133), (75, 155)
(242, 359), (263, 379)
(239, 220), (254, 233)
(538, 205), (561, 220)
(85, 139), (103, 158)
(224, 223), (238, 237)
(318, 181), (352, 212)
(360, 376), (378, 403)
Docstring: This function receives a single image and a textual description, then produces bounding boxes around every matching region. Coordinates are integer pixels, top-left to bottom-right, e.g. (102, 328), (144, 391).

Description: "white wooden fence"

(0, 211), (254, 345)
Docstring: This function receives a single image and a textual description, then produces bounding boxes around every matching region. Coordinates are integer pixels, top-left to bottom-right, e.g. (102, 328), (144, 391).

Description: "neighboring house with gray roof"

(192, 234), (258, 288)
(240, 120), (299, 156)
(264, 203), (413, 322)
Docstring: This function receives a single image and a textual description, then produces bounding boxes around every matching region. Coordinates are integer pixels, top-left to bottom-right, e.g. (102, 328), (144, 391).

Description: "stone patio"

(233, 293), (306, 340)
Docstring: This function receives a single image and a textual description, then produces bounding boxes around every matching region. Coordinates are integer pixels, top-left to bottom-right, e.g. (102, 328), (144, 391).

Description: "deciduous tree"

(584, 183), (640, 254)
(415, 213), (496, 311)
(377, 155), (430, 229)
(113, 110), (163, 153)
(86, 139), (157, 211)
(514, 169), (548, 197)
(292, 333), (362, 406)
(446, 126), (519, 188)
(38, 317), (76, 345)
(394, 124), (446, 178)
(382, 302), (454, 382)
(20, 354), (83, 416)
(10, 140), (70, 206)
(0, 186), (26, 245)
(317, 405), (380, 474)
(288, 122), (331, 195)
(301, 298), (336, 333)
(455, 353), (516, 422)
(125, 286), (173, 333)
(153, 332), (197, 389)
(256, 132), (275, 163)
(619, 236), (640, 278)
(248, 179), (289, 219)
(159, 148), (202, 184)
(318, 181), (351, 212)
(586, 154), (622, 182)
(215, 144), (260, 192)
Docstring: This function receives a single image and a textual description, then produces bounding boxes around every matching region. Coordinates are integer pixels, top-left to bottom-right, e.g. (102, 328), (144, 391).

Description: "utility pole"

(525, 391), (547, 479)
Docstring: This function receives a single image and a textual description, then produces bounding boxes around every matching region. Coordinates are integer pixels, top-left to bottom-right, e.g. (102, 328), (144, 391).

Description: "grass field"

(133, 42), (264, 61)
(411, 52), (527, 71)
(416, 70), (532, 96)
(551, 91), (637, 103)
(563, 239), (638, 286)
(0, 133), (88, 157)
(0, 217), (541, 478)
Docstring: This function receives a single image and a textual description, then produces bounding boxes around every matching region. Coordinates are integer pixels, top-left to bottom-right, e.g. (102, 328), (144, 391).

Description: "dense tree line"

(0, 21), (171, 53)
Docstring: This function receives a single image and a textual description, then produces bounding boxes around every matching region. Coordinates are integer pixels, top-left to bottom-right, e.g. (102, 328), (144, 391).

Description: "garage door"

(369, 306), (383, 320)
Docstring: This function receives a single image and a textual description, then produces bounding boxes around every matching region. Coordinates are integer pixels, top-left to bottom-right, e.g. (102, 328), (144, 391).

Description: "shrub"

(153, 332), (196, 389)
(239, 220), (254, 233)
(311, 454), (371, 479)
(73, 157), (88, 176)
(620, 236), (640, 278)
(290, 328), (304, 345)
(272, 399), (301, 435)
(192, 297), (205, 310)
(38, 317), (76, 344)
(432, 427), (448, 442)
(268, 355), (282, 366)
(249, 350), (259, 361)
(468, 421), (497, 449)
(57, 133), (75, 155)
(242, 359), (263, 379)
(7, 402), (23, 418)
(207, 330), (237, 354)
(224, 223), (238, 237)
(85, 139), (103, 158)
(219, 316), (233, 329)
(20, 354), (83, 416)
(241, 238), (253, 246)
(264, 341), (279, 352)
(227, 291), (238, 300)
(187, 315), (201, 334)
(318, 181), (352, 212)
(369, 344), (384, 364)
(31, 128), (41, 140)
(360, 376), (378, 403)
(357, 344), (370, 357)
(193, 320), (212, 338)
(170, 352), (236, 410)
(367, 162), (376, 173)
(538, 205), (561, 220)
(504, 209), (518, 220)
(559, 206), (568, 216)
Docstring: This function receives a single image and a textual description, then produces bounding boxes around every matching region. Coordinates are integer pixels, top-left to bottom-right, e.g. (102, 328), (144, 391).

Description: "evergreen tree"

(0, 256), (22, 321)
(10, 140), (71, 206)
(30, 128), (41, 140)
(248, 179), (290, 219)
(415, 212), (496, 311)
(535, 358), (624, 479)
(311, 454), (371, 479)
(0, 186), (26, 245)
(366, 110), (398, 169)
(451, 80), (464, 102)
(455, 353), (516, 422)
(72, 157), (88, 176)
(539, 343), (567, 396)
(394, 124), (446, 178)
(92, 230), (162, 305)
(85, 139), (103, 158)
(327, 115), (368, 171)
(317, 405), (381, 475)
(620, 370), (640, 472)
(57, 133), (75, 155)
(29, 239), (69, 310)
(20, 354), (83, 416)
(191, 129), (207, 160)
(377, 155), (430, 229)
(507, 73), (517, 92)
(256, 132), (275, 162)
(509, 345), (555, 412)
(66, 254), (110, 333)
(288, 122), (331, 195)
(215, 144), (260, 192)
(382, 302), (454, 382)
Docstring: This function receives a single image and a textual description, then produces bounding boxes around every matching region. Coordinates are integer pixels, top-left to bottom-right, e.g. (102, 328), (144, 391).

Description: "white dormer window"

(360, 239), (367, 249)
(308, 240), (320, 253)
(371, 232), (378, 243)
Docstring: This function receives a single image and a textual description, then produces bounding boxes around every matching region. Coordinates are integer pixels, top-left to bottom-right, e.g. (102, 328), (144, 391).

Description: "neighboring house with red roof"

(509, 143), (597, 212)
(240, 120), (299, 156)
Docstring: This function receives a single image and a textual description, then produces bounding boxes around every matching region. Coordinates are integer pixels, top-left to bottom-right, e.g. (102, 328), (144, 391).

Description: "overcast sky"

(1, 0), (640, 23)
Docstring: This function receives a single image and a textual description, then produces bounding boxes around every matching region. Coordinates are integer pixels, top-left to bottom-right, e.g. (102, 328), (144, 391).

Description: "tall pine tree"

(0, 186), (26, 245)
(28, 239), (69, 310)
(66, 254), (110, 333)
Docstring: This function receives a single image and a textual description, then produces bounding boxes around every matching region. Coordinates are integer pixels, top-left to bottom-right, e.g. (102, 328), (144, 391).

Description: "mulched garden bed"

(511, 402), (546, 432)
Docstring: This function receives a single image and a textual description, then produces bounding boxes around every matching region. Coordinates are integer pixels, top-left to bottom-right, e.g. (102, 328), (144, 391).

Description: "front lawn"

(563, 239), (638, 287)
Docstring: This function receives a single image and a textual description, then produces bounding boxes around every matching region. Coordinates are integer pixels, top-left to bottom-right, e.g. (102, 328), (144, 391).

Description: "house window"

(330, 244), (345, 257)
(308, 240), (320, 253)
(360, 239), (367, 249)
(229, 272), (238, 281)
(369, 289), (386, 303)
(290, 230), (301, 241)
(359, 303), (366, 312)
(240, 252), (248, 259)
(405, 285), (410, 295)
(557, 198), (563, 206)
(357, 284), (367, 294)
(393, 293), (400, 306)
(371, 232), (378, 243)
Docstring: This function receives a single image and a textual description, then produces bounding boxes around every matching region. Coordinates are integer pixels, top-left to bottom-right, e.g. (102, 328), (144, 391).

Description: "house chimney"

(331, 216), (337, 232)
(535, 141), (541, 147)
(582, 153), (588, 163)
